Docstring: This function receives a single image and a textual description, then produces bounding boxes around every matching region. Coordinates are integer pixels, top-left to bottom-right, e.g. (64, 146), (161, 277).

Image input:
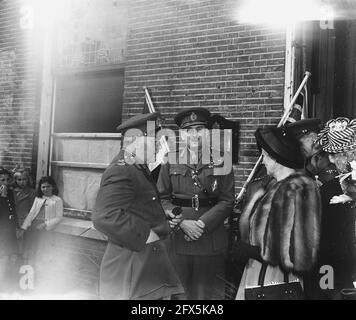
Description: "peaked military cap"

(116, 112), (161, 135)
(285, 119), (322, 139)
(174, 107), (210, 129)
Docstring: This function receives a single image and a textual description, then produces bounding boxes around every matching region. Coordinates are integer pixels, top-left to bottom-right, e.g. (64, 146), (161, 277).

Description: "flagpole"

(235, 71), (311, 205)
(143, 86), (156, 113)
(278, 71), (311, 127)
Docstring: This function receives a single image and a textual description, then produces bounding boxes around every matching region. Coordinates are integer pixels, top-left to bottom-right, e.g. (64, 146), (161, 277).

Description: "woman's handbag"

(245, 263), (304, 300)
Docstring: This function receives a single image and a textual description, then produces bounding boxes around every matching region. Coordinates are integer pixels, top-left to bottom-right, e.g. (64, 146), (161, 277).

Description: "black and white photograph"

(0, 0), (355, 303)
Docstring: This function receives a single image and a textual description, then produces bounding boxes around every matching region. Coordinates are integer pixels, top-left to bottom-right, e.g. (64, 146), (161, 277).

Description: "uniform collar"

(177, 147), (223, 172)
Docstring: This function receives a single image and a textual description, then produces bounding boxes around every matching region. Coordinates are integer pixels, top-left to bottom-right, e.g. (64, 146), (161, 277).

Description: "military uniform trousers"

(166, 218), (229, 300)
(172, 250), (226, 300)
(100, 240), (183, 300)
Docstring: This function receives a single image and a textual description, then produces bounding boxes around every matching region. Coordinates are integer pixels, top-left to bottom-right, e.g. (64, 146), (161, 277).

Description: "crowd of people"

(0, 107), (355, 300)
(93, 108), (356, 300)
(0, 169), (63, 294)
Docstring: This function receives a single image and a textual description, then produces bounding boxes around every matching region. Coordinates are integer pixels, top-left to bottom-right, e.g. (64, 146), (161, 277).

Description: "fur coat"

(240, 172), (322, 273)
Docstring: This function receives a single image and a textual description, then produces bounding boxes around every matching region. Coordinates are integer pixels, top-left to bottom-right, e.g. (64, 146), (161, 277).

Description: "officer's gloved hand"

(165, 208), (183, 230)
(232, 240), (263, 264)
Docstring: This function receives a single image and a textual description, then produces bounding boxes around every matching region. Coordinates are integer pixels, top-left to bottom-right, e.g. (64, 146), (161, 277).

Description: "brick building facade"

(0, 0), (288, 192)
(1, 0), (354, 298)
(0, 0), (40, 172)
(123, 0), (287, 190)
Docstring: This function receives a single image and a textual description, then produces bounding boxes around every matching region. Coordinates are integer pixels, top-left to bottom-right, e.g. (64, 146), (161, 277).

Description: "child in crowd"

(0, 168), (19, 293)
(21, 176), (63, 269)
(12, 167), (36, 260)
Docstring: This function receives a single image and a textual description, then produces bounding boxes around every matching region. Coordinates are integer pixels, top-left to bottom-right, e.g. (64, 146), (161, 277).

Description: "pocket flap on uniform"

(169, 165), (189, 176)
(204, 167), (216, 176)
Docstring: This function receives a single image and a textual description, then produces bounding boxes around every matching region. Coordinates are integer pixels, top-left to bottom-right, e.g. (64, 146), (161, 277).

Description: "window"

(54, 68), (124, 133)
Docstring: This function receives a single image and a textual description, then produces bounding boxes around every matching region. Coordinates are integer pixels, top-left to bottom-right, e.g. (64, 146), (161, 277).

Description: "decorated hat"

(255, 126), (304, 169)
(174, 107), (210, 129)
(116, 112), (161, 135)
(315, 117), (356, 153)
(285, 118), (322, 139)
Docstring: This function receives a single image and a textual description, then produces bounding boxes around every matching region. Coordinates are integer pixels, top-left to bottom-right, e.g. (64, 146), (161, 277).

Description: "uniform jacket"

(157, 148), (235, 256)
(92, 149), (183, 299)
(21, 195), (63, 231)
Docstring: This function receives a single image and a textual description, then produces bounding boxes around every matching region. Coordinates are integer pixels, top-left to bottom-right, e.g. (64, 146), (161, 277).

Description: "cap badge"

(190, 112), (197, 121)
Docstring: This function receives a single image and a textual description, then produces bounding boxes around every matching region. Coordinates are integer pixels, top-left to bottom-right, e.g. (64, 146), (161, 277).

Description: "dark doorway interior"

(297, 20), (356, 122)
(333, 20), (356, 118)
(54, 68), (124, 133)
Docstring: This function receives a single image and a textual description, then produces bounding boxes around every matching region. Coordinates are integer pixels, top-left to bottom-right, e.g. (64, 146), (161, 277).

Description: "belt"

(172, 196), (218, 211)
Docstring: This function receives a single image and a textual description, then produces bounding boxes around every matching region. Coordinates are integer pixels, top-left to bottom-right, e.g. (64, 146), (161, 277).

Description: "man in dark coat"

(157, 107), (235, 300)
(92, 113), (183, 300)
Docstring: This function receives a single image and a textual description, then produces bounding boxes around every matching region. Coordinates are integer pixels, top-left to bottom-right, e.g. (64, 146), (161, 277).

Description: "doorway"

(295, 20), (356, 121)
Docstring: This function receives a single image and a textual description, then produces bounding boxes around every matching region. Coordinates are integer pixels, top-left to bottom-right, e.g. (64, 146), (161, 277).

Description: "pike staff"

(235, 71), (312, 205)
(144, 86), (156, 113)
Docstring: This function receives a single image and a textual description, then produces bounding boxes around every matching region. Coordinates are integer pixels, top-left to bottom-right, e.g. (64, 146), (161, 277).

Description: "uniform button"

(153, 247), (157, 252)
(152, 197), (156, 201)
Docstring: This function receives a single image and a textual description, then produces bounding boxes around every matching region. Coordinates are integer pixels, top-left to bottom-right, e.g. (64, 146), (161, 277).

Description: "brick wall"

(0, 0), (40, 173)
(0, 0), (287, 191)
(123, 0), (287, 191)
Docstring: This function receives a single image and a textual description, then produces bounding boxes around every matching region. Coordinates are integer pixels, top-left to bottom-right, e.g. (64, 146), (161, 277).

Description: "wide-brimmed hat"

(255, 126), (304, 169)
(315, 117), (356, 153)
(285, 118), (322, 139)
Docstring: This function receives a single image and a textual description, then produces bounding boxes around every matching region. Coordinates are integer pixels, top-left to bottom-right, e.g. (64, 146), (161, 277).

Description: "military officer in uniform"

(92, 112), (184, 300)
(157, 107), (235, 300)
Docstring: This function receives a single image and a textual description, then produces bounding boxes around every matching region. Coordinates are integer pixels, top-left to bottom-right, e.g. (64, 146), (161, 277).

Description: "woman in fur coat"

(236, 126), (322, 300)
